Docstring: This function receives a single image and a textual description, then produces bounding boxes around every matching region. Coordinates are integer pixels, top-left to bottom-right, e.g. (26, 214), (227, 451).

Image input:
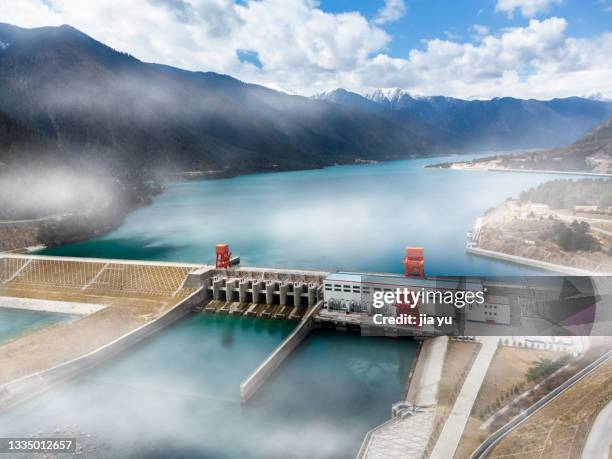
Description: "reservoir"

(39, 154), (566, 275)
(7, 155), (566, 457)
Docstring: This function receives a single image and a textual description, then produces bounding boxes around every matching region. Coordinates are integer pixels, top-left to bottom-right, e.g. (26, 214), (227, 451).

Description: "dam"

(0, 252), (419, 458)
(1, 253), (603, 400)
(0, 252), (607, 458)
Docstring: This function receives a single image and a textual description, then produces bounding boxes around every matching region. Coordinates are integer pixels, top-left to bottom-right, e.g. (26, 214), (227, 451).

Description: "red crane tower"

(215, 244), (232, 269)
(404, 246), (425, 279)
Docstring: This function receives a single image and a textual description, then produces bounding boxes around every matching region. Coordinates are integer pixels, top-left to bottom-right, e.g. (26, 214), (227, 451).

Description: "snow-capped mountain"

(315, 88), (612, 152)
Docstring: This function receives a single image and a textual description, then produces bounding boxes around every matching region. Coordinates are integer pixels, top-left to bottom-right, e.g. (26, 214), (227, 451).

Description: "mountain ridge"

(0, 22), (433, 181)
(314, 88), (612, 152)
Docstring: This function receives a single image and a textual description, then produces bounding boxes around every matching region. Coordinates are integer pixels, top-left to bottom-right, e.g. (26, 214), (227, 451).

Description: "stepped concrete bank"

(0, 287), (206, 412)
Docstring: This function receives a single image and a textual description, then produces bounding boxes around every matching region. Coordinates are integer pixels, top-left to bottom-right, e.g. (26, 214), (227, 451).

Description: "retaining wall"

(466, 246), (609, 276)
(406, 335), (449, 407)
(240, 301), (323, 402)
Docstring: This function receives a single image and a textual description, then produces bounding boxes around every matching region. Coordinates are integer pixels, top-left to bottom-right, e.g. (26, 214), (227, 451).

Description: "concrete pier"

(293, 283), (302, 307)
(226, 279), (238, 302)
(239, 280), (249, 303)
(265, 282), (275, 304)
(279, 283), (288, 306)
(308, 284), (317, 307)
(213, 278), (224, 300)
(252, 280), (263, 304)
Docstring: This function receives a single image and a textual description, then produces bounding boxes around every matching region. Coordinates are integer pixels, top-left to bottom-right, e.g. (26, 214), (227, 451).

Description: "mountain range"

(314, 88), (612, 152)
(0, 23), (430, 180)
(1, 22), (612, 222)
(2, 23), (612, 181)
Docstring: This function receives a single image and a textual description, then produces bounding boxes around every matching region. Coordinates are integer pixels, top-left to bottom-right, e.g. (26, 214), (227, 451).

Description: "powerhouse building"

(323, 272), (511, 325)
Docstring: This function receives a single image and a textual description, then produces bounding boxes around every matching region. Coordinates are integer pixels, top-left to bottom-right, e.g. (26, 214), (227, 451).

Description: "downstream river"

(1, 315), (415, 458)
(3, 155), (567, 458)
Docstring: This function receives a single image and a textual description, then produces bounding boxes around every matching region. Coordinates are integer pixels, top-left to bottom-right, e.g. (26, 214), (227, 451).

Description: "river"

(4, 155), (568, 458)
(39, 155), (565, 275)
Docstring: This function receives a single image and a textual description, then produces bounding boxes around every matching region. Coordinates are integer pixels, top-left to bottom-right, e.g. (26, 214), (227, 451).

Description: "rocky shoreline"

(0, 184), (160, 253)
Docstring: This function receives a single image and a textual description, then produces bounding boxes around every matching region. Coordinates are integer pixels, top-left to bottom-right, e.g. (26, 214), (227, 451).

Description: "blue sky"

(1, 0), (611, 99)
(323, 0), (612, 57)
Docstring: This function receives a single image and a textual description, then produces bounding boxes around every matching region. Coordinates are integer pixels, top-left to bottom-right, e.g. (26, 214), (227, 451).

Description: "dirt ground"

(454, 346), (566, 459)
(488, 358), (612, 459)
(475, 346), (566, 411)
(0, 284), (190, 385)
(479, 202), (612, 272)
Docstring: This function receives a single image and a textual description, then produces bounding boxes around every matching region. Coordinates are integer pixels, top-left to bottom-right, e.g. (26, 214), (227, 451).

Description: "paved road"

(582, 400), (612, 459)
(429, 336), (498, 459)
(0, 213), (70, 226)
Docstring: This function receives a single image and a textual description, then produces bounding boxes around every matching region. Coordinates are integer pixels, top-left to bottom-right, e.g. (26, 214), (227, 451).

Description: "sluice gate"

(183, 266), (324, 321)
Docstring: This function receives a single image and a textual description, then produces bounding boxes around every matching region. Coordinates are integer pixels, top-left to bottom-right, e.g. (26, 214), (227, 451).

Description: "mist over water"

(1, 315), (415, 458)
(41, 154), (568, 275)
(11, 155), (571, 457)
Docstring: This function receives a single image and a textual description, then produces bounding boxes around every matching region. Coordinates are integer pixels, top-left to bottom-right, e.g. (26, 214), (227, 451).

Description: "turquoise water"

(1, 314), (416, 458)
(10, 155), (571, 457)
(39, 155), (569, 275)
(0, 308), (76, 345)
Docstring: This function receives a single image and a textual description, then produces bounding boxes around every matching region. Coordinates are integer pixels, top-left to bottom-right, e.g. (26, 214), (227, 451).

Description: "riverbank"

(467, 199), (612, 275)
(426, 160), (612, 177)
(0, 179), (162, 253)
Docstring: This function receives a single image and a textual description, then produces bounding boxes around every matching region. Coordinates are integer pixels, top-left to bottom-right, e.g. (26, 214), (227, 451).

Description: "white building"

(322, 272), (486, 322)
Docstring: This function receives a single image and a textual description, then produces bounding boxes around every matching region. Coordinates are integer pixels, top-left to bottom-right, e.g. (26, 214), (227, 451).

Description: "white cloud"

(470, 24), (490, 39)
(0, 1), (610, 100)
(495, 0), (562, 18)
(373, 0), (407, 25)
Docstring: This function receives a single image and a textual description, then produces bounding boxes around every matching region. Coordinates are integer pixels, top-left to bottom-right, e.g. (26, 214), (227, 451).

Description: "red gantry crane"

(398, 246), (425, 325)
(404, 246), (425, 279)
(215, 244), (232, 269)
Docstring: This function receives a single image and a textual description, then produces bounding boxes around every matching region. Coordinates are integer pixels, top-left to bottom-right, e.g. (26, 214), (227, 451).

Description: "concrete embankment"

(0, 287), (206, 412)
(0, 296), (106, 315)
(487, 168), (612, 178)
(357, 336), (448, 459)
(406, 336), (449, 407)
(467, 246), (610, 276)
(240, 301), (323, 403)
(431, 336), (498, 459)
